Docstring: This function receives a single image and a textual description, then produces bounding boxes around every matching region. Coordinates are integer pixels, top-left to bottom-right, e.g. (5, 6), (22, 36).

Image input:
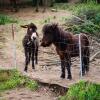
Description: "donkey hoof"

(79, 71), (85, 76)
(67, 75), (72, 80)
(24, 69), (27, 72)
(35, 63), (38, 65)
(32, 66), (35, 69)
(60, 74), (65, 79)
(82, 72), (85, 76)
(86, 68), (89, 72)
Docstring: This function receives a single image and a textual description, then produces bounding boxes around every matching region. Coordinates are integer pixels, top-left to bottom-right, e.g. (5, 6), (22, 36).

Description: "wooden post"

(12, 24), (17, 69)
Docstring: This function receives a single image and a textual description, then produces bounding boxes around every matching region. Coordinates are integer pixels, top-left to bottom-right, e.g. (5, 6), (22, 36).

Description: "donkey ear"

(29, 23), (37, 31)
(20, 25), (28, 28)
(33, 24), (37, 30)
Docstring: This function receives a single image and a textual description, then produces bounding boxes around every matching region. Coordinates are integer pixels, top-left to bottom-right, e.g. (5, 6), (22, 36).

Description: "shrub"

(61, 3), (100, 39)
(0, 14), (17, 25)
(66, 20), (100, 34)
(60, 80), (100, 100)
(0, 69), (38, 92)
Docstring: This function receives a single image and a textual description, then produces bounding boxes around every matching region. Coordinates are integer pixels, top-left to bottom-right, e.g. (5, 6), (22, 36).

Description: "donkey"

(41, 23), (90, 79)
(21, 23), (39, 72)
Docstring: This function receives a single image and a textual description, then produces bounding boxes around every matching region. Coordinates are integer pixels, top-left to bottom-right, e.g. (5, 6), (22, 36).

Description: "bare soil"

(0, 87), (57, 100)
(0, 7), (100, 100)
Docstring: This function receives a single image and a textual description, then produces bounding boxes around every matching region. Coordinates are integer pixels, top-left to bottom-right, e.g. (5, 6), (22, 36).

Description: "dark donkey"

(41, 23), (90, 79)
(21, 23), (39, 72)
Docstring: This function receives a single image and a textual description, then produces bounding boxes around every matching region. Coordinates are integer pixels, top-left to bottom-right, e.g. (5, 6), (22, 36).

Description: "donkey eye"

(29, 28), (32, 31)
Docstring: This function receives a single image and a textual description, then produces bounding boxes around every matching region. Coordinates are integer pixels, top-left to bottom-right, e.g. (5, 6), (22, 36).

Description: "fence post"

(79, 34), (82, 78)
(12, 24), (17, 69)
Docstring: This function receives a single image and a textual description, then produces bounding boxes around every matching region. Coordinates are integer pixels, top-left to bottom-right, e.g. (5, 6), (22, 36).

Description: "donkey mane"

(51, 24), (74, 50)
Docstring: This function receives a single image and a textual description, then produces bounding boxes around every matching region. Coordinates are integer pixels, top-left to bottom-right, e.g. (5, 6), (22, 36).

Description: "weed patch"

(0, 69), (38, 92)
(55, 3), (100, 39)
(59, 80), (100, 100)
(0, 14), (17, 25)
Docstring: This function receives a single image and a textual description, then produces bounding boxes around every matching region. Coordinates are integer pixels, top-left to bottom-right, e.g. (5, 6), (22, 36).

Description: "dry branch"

(39, 50), (55, 55)
(90, 51), (100, 62)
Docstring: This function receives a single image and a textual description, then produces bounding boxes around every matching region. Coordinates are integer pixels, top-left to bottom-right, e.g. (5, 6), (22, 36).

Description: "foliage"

(56, 2), (100, 39)
(80, 0), (98, 3)
(55, 0), (68, 3)
(25, 79), (38, 91)
(59, 80), (100, 100)
(0, 69), (38, 92)
(71, 3), (100, 20)
(0, 14), (17, 25)
(53, 3), (69, 10)
(65, 20), (100, 35)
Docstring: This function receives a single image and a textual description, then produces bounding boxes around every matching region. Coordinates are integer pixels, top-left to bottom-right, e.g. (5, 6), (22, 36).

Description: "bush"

(53, 3), (69, 10)
(66, 20), (100, 34)
(0, 14), (17, 25)
(60, 81), (100, 100)
(0, 69), (38, 92)
(62, 3), (100, 39)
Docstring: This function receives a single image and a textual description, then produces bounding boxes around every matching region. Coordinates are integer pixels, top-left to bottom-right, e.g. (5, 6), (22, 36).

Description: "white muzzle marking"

(31, 32), (37, 40)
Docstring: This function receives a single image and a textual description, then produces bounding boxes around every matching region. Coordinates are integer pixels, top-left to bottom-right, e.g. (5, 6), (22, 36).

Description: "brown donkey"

(21, 23), (39, 72)
(41, 23), (90, 79)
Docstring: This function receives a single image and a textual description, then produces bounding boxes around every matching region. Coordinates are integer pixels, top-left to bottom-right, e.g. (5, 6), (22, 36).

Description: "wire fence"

(0, 24), (100, 81)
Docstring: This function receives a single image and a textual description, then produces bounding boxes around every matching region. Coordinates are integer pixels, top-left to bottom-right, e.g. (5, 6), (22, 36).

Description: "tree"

(97, 0), (100, 3)
(80, 0), (100, 3)
(10, 0), (18, 12)
(35, 0), (54, 12)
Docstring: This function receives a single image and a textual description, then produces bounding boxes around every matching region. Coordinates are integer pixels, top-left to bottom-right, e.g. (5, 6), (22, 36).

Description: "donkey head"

(41, 23), (58, 47)
(21, 23), (37, 41)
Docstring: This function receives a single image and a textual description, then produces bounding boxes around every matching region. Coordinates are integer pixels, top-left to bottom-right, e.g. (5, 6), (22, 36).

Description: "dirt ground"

(0, 87), (57, 100)
(0, 7), (100, 100)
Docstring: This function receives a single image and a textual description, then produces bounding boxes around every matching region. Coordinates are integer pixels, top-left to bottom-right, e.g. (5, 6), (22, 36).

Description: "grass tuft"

(0, 14), (17, 25)
(0, 69), (38, 92)
(59, 80), (100, 100)
(54, 3), (100, 39)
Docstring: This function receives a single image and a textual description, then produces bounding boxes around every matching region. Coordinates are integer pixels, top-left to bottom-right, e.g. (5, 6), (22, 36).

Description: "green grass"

(66, 3), (100, 16)
(68, 3), (100, 38)
(53, 3), (69, 10)
(0, 14), (17, 25)
(54, 3), (100, 38)
(59, 80), (100, 100)
(0, 69), (38, 92)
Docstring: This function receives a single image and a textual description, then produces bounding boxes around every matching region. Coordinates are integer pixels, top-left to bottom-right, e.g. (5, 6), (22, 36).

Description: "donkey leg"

(35, 48), (38, 64)
(65, 54), (72, 79)
(29, 51), (31, 64)
(24, 50), (29, 72)
(85, 48), (90, 72)
(66, 60), (72, 80)
(85, 56), (89, 72)
(83, 56), (89, 73)
(82, 56), (85, 76)
(32, 51), (35, 69)
(60, 60), (65, 78)
(82, 48), (90, 75)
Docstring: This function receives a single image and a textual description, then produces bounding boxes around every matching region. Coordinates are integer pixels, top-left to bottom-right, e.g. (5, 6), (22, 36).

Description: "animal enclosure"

(41, 23), (90, 79)
(0, 4), (100, 100)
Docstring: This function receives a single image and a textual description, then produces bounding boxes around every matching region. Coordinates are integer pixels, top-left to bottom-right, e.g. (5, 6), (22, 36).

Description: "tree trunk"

(42, 0), (47, 12)
(35, 0), (40, 12)
(97, 0), (100, 3)
(35, 0), (55, 12)
(10, 0), (18, 12)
